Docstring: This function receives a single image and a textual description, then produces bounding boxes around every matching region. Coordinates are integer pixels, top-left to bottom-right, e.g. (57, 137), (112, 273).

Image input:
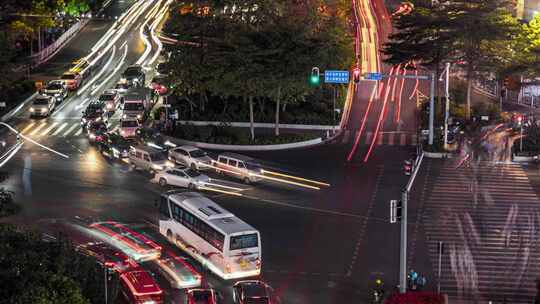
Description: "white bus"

(158, 191), (261, 280)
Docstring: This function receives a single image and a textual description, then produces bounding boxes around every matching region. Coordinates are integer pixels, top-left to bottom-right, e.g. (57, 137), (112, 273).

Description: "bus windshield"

(123, 102), (144, 111)
(230, 234), (258, 251)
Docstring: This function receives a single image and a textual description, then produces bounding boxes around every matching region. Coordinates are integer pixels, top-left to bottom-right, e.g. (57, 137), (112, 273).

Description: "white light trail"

(0, 122), (69, 159)
(78, 46), (116, 96)
(91, 44), (129, 95)
(0, 142), (23, 168)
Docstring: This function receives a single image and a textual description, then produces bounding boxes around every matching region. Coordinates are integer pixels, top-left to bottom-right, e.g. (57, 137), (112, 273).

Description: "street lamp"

(440, 62), (451, 151)
(518, 116), (523, 152)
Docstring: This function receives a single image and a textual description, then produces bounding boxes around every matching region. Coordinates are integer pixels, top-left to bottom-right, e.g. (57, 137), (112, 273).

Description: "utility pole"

(443, 63), (450, 150)
(399, 189), (408, 293)
(429, 72), (435, 146)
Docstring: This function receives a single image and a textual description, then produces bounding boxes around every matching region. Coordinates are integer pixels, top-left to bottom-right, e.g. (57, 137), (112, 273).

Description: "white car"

(119, 119), (140, 138)
(168, 146), (213, 171)
(155, 166), (210, 189)
(30, 95), (56, 117)
(42, 80), (68, 101)
(99, 90), (120, 113)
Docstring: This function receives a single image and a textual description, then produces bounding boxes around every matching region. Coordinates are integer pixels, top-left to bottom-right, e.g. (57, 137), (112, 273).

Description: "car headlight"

(122, 114), (127, 119)
(152, 164), (163, 170)
(30, 108), (34, 112)
(96, 117), (101, 122)
(82, 118), (86, 123)
(120, 130), (126, 136)
(136, 114), (142, 120)
(89, 133), (96, 140)
(107, 104), (113, 109)
(54, 93), (61, 97)
(165, 161), (174, 167)
(41, 108), (47, 112)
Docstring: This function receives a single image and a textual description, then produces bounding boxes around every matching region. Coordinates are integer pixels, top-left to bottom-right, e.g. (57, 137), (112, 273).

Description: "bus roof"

(167, 192), (258, 235)
(121, 269), (162, 296)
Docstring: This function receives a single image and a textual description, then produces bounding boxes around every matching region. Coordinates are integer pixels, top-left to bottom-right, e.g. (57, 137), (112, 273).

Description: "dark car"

(98, 132), (132, 159)
(81, 101), (107, 127)
(186, 288), (218, 304)
(87, 121), (108, 143)
(136, 127), (169, 150)
(233, 280), (274, 304)
(122, 65), (145, 88)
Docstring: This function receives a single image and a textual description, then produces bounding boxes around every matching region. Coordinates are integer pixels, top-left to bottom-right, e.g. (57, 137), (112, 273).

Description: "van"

(122, 88), (152, 121)
(128, 145), (174, 174)
(215, 152), (263, 184)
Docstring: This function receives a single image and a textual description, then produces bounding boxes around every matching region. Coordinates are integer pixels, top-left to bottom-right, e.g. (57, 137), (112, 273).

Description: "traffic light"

(353, 67), (361, 83)
(310, 67), (320, 86)
(390, 199), (403, 223)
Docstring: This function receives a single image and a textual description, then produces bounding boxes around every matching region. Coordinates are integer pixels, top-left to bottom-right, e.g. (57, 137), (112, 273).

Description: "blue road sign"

(365, 72), (383, 80)
(324, 70), (349, 84)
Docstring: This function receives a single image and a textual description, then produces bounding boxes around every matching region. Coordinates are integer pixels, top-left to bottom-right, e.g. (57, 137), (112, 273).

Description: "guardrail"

(29, 18), (90, 68)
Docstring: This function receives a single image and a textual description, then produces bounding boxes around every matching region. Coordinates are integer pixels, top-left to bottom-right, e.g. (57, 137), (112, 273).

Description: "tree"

(0, 224), (118, 304)
(383, 1), (454, 99)
(445, 0), (518, 119)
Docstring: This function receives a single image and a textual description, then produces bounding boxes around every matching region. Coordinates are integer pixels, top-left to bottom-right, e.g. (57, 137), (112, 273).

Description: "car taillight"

(256, 258), (261, 269)
(225, 263), (231, 273)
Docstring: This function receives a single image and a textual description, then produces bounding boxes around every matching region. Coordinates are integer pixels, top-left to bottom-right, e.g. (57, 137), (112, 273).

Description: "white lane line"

(75, 98), (91, 110)
(74, 127), (84, 136)
(20, 122), (36, 134)
(63, 124), (79, 137)
(40, 122), (59, 136)
(29, 123), (47, 136)
(52, 122), (69, 136)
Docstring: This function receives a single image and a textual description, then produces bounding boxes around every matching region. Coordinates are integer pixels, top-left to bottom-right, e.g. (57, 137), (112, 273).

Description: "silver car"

(30, 95), (55, 117)
(155, 166), (210, 189)
(168, 146), (213, 171)
(42, 80), (68, 101)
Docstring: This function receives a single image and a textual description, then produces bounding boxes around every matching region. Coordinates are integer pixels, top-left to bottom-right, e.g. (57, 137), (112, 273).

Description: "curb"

(512, 154), (537, 162)
(177, 121), (340, 131)
(165, 136), (323, 151)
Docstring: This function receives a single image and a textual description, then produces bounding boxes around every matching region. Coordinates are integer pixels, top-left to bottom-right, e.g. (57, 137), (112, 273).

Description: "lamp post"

(442, 62), (451, 151)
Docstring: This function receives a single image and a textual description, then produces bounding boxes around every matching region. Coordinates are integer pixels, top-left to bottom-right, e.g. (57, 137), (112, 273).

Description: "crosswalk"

(421, 161), (540, 303)
(340, 129), (417, 146)
(16, 120), (122, 138)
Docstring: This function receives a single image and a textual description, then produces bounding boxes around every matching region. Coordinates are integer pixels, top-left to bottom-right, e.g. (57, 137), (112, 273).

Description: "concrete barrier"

(177, 120), (339, 131)
(166, 136), (323, 151)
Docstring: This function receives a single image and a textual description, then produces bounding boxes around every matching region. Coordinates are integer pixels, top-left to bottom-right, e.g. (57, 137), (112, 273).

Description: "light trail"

(260, 169), (330, 187)
(203, 181), (246, 192)
(347, 84), (377, 162)
(0, 142), (23, 168)
(204, 161), (321, 190)
(147, 1), (171, 67)
(409, 61), (420, 100)
(136, 0), (162, 65)
(363, 65), (396, 162)
(77, 46), (116, 96)
(91, 44), (129, 95)
(198, 186), (244, 197)
(396, 62), (410, 123)
(0, 122), (69, 159)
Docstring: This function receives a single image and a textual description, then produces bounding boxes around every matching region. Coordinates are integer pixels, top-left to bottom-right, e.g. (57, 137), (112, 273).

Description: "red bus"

(120, 268), (163, 304)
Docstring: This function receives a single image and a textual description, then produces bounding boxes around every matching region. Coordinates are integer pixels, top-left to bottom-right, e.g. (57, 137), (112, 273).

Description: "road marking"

(40, 122), (59, 136)
(52, 122), (69, 136)
(20, 122), (36, 134)
(400, 133), (406, 146)
(29, 123), (47, 136)
(74, 127), (84, 136)
(110, 122), (119, 132)
(63, 123), (79, 137)
(388, 132), (395, 145)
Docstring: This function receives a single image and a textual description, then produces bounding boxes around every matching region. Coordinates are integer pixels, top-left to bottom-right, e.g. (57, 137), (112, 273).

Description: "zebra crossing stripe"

(40, 122), (59, 136)
(111, 123), (119, 133)
(74, 127), (84, 136)
(388, 133), (395, 145)
(52, 123), (68, 136)
(29, 123), (47, 136)
(63, 124), (79, 137)
(20, 122), (36, 134)
(365, 131), (373, 144)
(400, 133), (406, 146)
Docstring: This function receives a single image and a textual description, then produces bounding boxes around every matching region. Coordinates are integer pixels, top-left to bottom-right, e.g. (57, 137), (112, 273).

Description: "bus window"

(159, 196), (170, 220)
(230, 234), (258, 251)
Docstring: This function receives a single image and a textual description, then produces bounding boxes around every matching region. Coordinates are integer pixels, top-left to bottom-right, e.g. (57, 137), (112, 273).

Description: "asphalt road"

(0, 1), (497, 304)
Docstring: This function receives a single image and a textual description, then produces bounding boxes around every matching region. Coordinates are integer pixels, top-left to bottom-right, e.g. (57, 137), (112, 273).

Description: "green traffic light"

(310, 75), (320, 85)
